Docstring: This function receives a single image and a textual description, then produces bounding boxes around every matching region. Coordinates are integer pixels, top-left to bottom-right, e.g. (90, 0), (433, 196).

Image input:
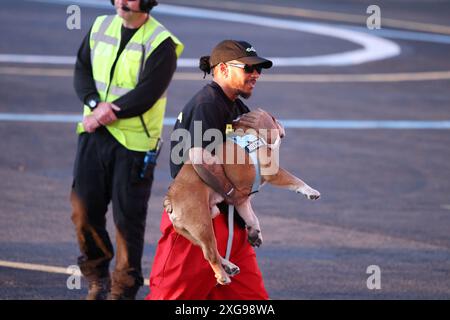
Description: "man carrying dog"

(147, 40), (279, 299)
(71, 0), (183, 299)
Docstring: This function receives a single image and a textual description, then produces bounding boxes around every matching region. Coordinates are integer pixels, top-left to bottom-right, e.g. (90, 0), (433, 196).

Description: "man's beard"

(238, 89), (252, 99)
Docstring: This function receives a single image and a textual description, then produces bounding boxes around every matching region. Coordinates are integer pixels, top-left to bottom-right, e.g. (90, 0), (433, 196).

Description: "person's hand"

(275, 119), (285, 138)
(82, 115), (101, 133)
(237, 108), (278, 131)
(237, 108), (284, 143)
(225, 186), (249, 206)
(92, 102), (121, 126)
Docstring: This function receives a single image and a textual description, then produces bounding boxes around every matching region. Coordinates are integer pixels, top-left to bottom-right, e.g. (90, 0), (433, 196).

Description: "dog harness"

(224, 133), (280, 260)
(226, 133), (281, 194)
(226, 133), (263, 194)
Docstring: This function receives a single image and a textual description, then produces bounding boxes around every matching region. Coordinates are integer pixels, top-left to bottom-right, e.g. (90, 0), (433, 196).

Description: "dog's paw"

(221, 259), (240, 277)
(215, 272), (231, 285)
(210, 205), (221, 219)
(247, 227), (263, 247)
(296, 186), (321, 200)
(163, 196), (173, 213)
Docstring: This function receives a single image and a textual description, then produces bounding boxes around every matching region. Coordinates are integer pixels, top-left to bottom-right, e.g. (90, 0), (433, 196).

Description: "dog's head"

(233, 109), (285, 146)
(231, 109), (284, 177)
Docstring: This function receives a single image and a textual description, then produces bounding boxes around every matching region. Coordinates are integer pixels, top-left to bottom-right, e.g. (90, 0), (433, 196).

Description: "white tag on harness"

(245, 139), (266, 153)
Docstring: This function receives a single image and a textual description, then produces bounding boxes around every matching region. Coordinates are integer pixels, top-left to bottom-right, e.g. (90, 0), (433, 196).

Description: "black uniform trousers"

(70, 126), (154, 297)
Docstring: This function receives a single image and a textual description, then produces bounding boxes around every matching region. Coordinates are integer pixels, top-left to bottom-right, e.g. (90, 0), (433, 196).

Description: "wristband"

(226, 187), (235, 196)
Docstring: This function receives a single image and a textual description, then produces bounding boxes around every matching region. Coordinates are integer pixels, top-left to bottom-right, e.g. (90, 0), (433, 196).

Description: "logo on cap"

(246, 47), (256, 53)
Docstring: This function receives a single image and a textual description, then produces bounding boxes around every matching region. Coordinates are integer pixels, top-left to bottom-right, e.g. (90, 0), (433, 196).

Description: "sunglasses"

(226, 63), (263, 74)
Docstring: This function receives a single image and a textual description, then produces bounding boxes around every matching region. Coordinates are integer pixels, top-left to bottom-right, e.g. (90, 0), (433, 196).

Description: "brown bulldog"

(164, 110), (320, 285)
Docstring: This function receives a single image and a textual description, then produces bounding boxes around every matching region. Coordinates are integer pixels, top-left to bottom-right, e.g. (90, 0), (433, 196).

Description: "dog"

(164, 110), (320, 285)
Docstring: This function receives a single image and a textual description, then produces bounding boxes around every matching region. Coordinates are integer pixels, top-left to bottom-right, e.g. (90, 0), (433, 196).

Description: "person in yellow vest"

(71, 0), (183, 300)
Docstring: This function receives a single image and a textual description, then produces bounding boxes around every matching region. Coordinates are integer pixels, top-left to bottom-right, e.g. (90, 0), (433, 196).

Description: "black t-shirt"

(169, 81), (251, 228)
(170, 81), (250, 178)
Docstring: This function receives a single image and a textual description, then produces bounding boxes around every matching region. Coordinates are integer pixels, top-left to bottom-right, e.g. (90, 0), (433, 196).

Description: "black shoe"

(107, 290), (137, 300)
(86, 276), (111, 300)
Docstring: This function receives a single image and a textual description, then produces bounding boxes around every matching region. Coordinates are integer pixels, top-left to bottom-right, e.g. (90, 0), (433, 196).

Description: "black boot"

(107, 284), (138, 300)
(86, 276), (111, 300)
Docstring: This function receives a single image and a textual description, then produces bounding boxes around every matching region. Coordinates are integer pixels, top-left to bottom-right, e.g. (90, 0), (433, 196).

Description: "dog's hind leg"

(199, 240), (231, 285)
(171, 224), (202, 247)
(179, 207), (231, 285)
(172, 220), (232, 283)
(171, 215), (231, 284)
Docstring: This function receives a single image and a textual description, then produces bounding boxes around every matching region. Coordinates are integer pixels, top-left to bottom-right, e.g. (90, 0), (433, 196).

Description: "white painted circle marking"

(25, 0), (401, 67)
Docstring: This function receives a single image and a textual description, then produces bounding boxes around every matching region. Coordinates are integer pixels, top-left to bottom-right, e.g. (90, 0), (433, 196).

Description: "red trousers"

(146, 210), (269, 300)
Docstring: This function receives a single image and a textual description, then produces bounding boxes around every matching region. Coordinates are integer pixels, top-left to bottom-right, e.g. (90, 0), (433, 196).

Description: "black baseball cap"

(209, 40), (273, 69)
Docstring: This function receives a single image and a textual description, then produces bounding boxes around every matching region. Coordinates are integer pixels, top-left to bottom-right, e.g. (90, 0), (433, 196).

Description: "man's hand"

(237, 108), (278, 131)
(82, 115), (101, 133)
(237, 108), (285, 143)
(92, 102), (121, 126)
(274, 119), (285, 138)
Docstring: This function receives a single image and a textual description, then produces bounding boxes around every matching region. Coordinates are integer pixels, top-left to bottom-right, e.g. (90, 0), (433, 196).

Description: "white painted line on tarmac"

(341, 26), (450, 45)
(29, 0), (400, 67)
(158, 4), (401, 67)
(0, 113), (82, 123)
(0, 259), (150, 286)
(0, 54), (75, 65)
(155, 0), (450, 36)
(0, 260), (70, 274)
(253, 71), (450, 82)
(0, 66), (73, 76)
(280, 120), (450, 129)
(1, 113), (450, 129)
(3, 67), (450, 83)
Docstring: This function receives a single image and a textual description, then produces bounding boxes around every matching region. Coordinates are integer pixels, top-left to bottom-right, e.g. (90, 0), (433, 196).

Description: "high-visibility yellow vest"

(76, 14), (184, 151)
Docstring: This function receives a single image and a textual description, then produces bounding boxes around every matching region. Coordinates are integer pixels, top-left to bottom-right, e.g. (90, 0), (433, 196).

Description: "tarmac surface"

(0, 0), (450, 299)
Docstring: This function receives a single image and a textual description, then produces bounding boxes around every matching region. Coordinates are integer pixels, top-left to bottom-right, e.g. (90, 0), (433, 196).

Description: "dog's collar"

(226, 133), (264, 194)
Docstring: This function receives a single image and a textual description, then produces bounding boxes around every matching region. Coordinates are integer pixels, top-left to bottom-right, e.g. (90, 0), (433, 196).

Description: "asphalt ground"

(0, 0), (450, 300)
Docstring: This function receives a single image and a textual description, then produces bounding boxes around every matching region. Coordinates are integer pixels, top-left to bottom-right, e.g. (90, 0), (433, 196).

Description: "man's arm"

(73, 28), (117, 132)
(73, 27), (100, 106)
(113, 38), (177, 118)
(87, 40), (176, 127)
(83, 102), (121, 132)
(189, 147), (248, 206)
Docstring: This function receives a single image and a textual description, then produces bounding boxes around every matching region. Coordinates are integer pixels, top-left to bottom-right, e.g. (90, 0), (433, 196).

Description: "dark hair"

(110, 0), (158, 12)
(147, 0), (158, 11)
(199, 56), (212, 79)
